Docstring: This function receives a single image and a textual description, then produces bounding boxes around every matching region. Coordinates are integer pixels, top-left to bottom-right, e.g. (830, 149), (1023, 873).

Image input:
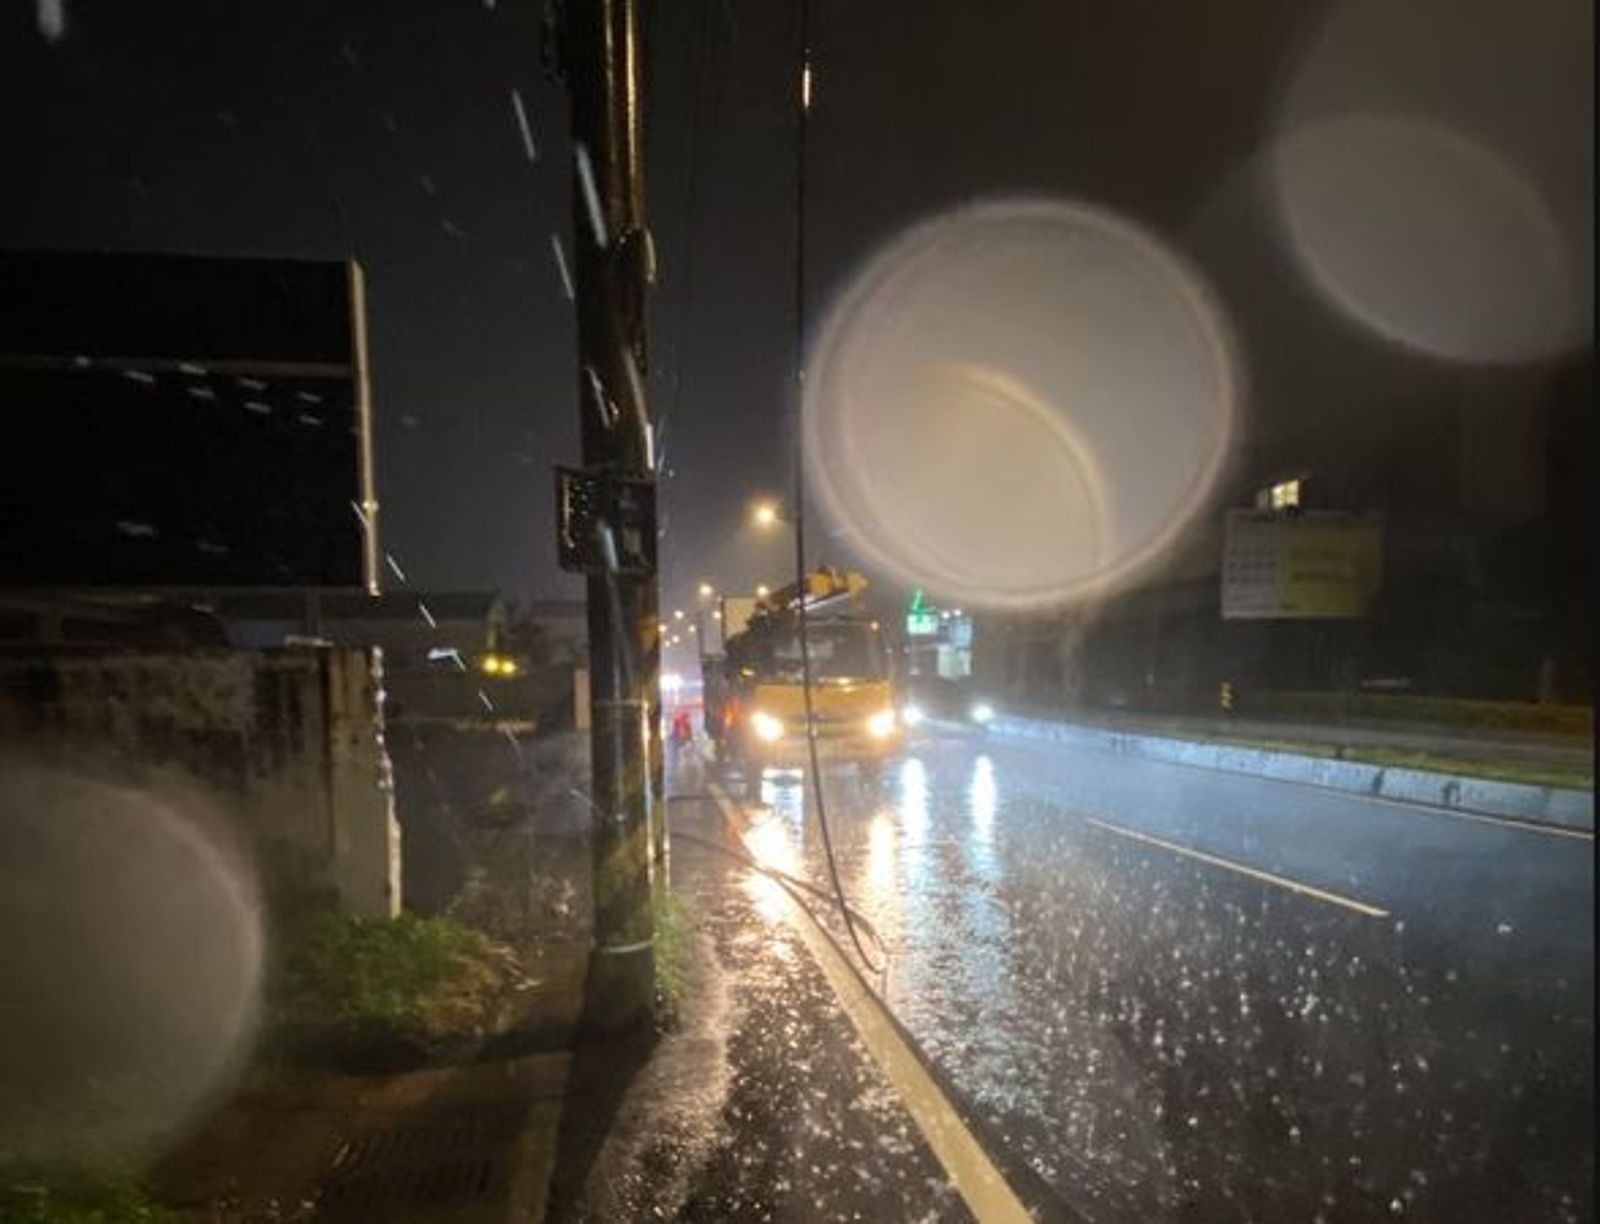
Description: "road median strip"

(984, 715), (1593, 834)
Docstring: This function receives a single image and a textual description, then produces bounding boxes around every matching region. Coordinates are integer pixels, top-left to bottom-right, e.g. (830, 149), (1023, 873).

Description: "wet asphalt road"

(718, 726), (1594, 1224)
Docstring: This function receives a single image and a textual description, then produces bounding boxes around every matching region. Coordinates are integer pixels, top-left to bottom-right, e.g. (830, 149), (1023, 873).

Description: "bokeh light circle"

(1273, 117), (1578, 366)
(0, 763), (263, 1166)
(804, 198), (1240, 610)
(1270, 0), (1591, 364)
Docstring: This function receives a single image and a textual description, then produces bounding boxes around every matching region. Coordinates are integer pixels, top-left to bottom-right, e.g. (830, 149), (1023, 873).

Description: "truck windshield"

(762, 622), (885, 682)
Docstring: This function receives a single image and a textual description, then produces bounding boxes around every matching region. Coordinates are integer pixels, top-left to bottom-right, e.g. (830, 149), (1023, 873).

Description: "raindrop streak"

(418, 602), (438, 630)
(441, 219), (467, 241)
(622, 348), (654, 467)
(186, 387), (217, 401)
(244, 402), (272, 415)
(177, 361), (208, 376)
(584, 365), (613, 425)
(551, 234), (575, 301)
(237, 377), (266, 391)
(121, 369), (156, 385)
(296, 391), (322, 404)
(510, 89), (539, 163)
(384, 553), (408, 583)
(575, 144), (609, 248)
(116, 521), (158, 539)
(36, 0), (65, 43)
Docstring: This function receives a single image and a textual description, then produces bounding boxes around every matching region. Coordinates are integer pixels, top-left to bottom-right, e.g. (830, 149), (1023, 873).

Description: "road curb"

(984, 715), (1594, 832)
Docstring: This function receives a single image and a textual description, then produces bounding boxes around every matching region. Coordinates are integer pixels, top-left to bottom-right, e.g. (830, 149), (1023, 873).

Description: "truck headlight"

(902, 704), (925, 727)
(750, 710), (786, 743)
(970, 702), (995, 725)
(866, 708), (897, 738)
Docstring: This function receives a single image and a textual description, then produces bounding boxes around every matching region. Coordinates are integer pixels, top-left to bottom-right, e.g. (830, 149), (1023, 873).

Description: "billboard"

(1222, 510), (1382, 620)
(0, 249), (376, 590)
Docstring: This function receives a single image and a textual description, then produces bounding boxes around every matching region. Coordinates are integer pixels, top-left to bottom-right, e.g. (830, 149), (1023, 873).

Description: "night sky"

(4, 0), (1590, 624)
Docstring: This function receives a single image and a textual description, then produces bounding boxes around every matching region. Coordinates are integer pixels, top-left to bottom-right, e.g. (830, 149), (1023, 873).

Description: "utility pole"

(555, 0), (658, 1030)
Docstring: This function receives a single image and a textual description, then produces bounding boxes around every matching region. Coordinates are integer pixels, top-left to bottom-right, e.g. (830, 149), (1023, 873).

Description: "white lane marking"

(993, 731), (1593, 842)
(1084, 817), (1391, 918)
(706, 781), (1036, 1224)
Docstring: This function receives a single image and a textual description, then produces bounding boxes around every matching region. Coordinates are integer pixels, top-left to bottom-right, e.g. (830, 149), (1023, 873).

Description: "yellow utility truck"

(704, 568), (903, 795)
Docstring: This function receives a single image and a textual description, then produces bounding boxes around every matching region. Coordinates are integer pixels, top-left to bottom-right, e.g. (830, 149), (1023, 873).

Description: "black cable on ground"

(668, 823), (891, 963)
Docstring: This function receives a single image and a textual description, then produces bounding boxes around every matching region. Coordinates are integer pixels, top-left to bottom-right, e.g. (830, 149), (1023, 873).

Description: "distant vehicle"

(703, 568), (904, 796)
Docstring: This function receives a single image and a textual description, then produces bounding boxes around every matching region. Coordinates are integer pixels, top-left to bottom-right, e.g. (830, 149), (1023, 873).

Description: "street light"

(673, 609), (685, 621)
(751, 499), (781, 530)
(756, 584), (770, 598)
(697, 581), (714, 599)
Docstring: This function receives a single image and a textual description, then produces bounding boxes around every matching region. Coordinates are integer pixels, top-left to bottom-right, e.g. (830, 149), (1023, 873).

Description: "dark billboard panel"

(0, 249), (377, 590)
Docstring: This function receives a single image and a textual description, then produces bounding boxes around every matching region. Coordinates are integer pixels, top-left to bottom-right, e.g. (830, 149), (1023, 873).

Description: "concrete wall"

(0, 645), (399, 917)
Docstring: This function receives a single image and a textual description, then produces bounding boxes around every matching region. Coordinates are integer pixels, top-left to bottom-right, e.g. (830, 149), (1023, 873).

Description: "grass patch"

(652, 888), (695, 1013)
(1131, 723), (1591, 789)
(1348, 747), (1592, 791)
(1250, 691), (1592, 736)
(0, 1164), (180, 1224)
(268, 910), (520, 1067)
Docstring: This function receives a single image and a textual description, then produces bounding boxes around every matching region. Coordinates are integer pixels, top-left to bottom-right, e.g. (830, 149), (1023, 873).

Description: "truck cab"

(705, 570), (905, 795)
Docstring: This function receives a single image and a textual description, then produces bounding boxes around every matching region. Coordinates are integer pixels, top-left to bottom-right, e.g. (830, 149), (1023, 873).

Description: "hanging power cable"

(787, 0), (884, 979)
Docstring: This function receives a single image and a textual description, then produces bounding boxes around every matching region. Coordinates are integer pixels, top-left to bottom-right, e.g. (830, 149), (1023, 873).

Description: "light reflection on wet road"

(735, 729), (1593, 1224)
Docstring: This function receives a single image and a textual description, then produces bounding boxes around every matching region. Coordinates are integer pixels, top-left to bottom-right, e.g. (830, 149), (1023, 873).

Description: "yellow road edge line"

(706, 780), (1037, 1224)
(1084, 817), (1391, 918)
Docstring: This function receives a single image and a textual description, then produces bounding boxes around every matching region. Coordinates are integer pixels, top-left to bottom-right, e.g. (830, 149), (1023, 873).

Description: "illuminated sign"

(1222, 510), (1383, 619)
(905, 588), (940, 636)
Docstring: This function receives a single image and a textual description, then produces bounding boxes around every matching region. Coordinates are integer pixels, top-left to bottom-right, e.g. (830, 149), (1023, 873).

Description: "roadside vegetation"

(1119, 720), (1591, 790)
(652, 887), (695, 1021)
(1248, 690), (1592, 737)
(267, 908), (531, 1068)
(0, 1164), (180, 1224)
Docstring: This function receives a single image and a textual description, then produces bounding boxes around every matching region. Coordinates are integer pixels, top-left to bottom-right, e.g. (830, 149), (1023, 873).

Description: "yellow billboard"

(1222, 511), (1383, 620)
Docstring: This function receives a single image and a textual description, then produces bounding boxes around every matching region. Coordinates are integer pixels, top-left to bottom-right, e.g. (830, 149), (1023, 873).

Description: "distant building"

(515, 599), (587, 666)
(974, 357), (1592, 709)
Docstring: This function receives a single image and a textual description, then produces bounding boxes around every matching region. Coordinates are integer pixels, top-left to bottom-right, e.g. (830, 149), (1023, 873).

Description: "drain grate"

(316, 1101), (529, 1216)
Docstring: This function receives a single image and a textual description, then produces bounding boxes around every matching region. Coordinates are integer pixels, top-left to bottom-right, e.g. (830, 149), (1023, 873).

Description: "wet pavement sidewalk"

(546, 753), (1005, 1223)
(151, 721), (595, 1223)
(152, 1053), (570, 1223)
